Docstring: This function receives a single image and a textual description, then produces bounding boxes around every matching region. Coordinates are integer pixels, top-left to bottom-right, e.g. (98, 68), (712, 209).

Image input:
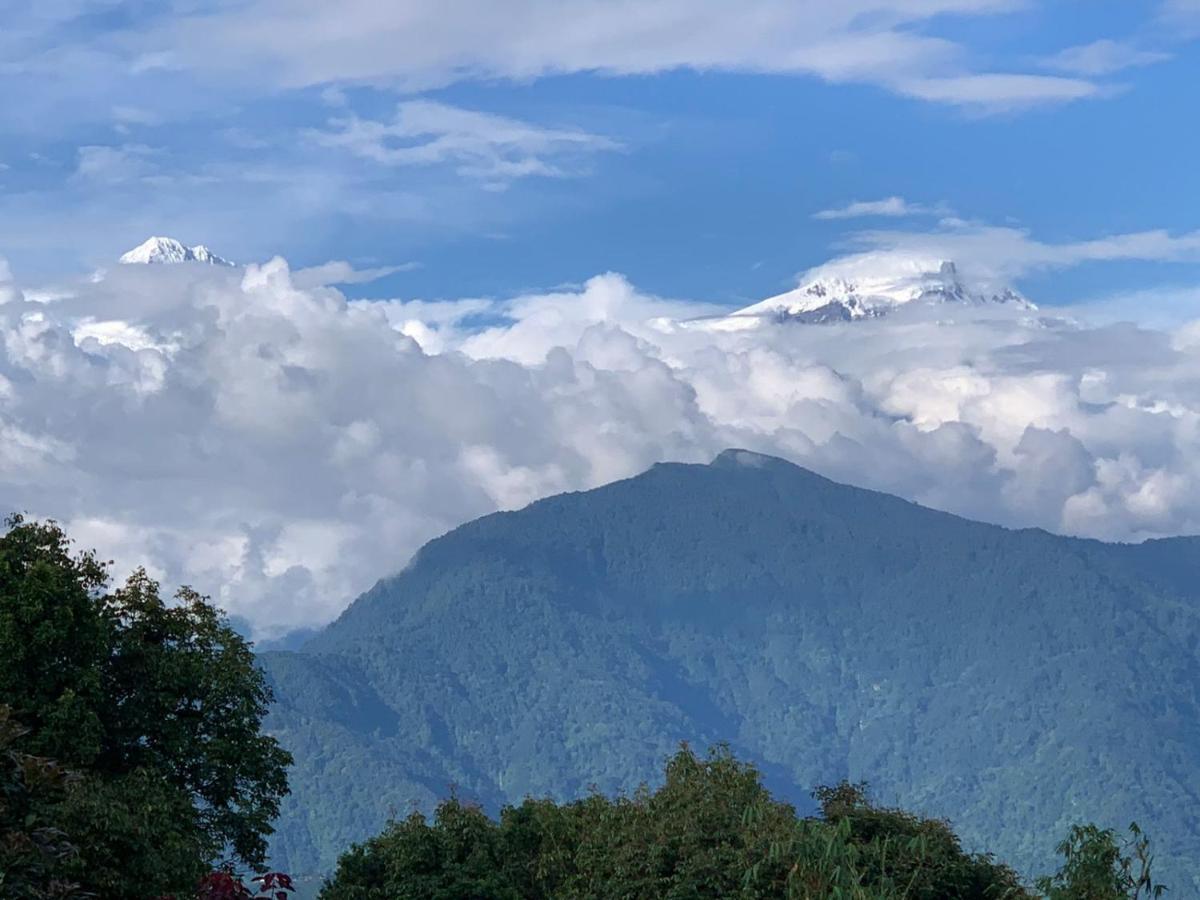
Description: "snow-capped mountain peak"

(717, 254), (1033, 327)
(119, 236), (234, 267)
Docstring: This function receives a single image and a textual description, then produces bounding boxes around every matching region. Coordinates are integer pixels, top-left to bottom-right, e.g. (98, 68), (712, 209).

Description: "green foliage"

(760, 782), (1029, 900)
(101, 572), (293, 866)
(555, 745), (798, 899)
(0, 516), (292, 897)
(318, 745), (1035, 900)
(1034, 823), (1166, 900)
(0, 706), (82, 900)
(260, 454), (1200, 893)
(0, 517), (109, 767)
(52, 768), (210, 898)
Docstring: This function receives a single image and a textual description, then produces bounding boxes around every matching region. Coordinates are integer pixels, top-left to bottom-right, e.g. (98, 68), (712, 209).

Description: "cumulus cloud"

(5, 248), (1200, 636)
(1063, 284), (1200, 329)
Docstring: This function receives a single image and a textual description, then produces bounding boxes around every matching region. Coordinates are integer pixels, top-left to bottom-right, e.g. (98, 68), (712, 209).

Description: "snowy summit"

(691, 255), (1034, 331)
(119, 236), (234, 267)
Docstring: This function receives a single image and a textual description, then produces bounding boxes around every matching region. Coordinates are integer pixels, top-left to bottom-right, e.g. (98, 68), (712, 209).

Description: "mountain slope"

(685, 255), (1033, 330)
(119, 236), (234, 266)
(260, 450), (1200, 891)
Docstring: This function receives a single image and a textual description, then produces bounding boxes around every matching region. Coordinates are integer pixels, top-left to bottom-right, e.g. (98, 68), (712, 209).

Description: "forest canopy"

(318, 745), (1168, 900)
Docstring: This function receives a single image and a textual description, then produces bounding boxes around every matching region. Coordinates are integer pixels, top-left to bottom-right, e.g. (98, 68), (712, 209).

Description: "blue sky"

(3, 1), (1200, 307)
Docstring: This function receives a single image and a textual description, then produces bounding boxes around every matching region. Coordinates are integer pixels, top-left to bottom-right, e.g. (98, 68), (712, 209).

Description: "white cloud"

(838, 222), (1200, 289)
(292, 260), (421, 289)
(6, 244), (1200, 636)
(1159, 0), (1200, 35)
(1042, 39), (1171, 76)
(894, 73), (1104, 109)
(112, 105), (162, 126)
(311, 100), (620, 187)
(137, 0), (1099, 112)
(74, 144), (160, 184)
(1063, 284), (1200, 329)
(813, 197), (947, 220)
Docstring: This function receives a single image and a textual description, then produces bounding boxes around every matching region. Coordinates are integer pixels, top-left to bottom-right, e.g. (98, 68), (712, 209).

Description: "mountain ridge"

(119, 236), (234, 266)
(112, 241), (1028, 329)
(685, 256), (1034, 331)
(260, 450), (1200, 893)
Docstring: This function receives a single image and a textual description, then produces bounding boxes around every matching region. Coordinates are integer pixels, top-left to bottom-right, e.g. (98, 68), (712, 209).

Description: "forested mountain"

(259, 450), (1200, 892)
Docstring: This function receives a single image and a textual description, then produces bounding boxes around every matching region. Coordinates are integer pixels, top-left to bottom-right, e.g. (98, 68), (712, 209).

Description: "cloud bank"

(4, 253), (1200, 635)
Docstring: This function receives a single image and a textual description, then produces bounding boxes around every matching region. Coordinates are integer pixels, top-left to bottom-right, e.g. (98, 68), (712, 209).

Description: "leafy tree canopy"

(319, 745), (1052, 900)
(0, 516), (292, 897)
(0, 705), (81, 900)
(1035, 823), (1166, 900)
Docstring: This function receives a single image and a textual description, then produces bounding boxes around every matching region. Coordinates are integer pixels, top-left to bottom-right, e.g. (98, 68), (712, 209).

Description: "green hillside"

(260, 450), (1200, 891)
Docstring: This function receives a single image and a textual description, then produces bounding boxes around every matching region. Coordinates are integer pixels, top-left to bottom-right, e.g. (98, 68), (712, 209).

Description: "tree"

(769, 781), (1029, 899)
(0, 706), (82, 900)
(0, 516), (292, 897)
(0, 518), (108, 768)
(318, 745), (1035, 900)
(574, 744), (798, 898)
(160, 870), (296, 900)
(1035, 823), (1167, 900)
(52, 766), (211, 897)
(100, 571), (292, 866)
